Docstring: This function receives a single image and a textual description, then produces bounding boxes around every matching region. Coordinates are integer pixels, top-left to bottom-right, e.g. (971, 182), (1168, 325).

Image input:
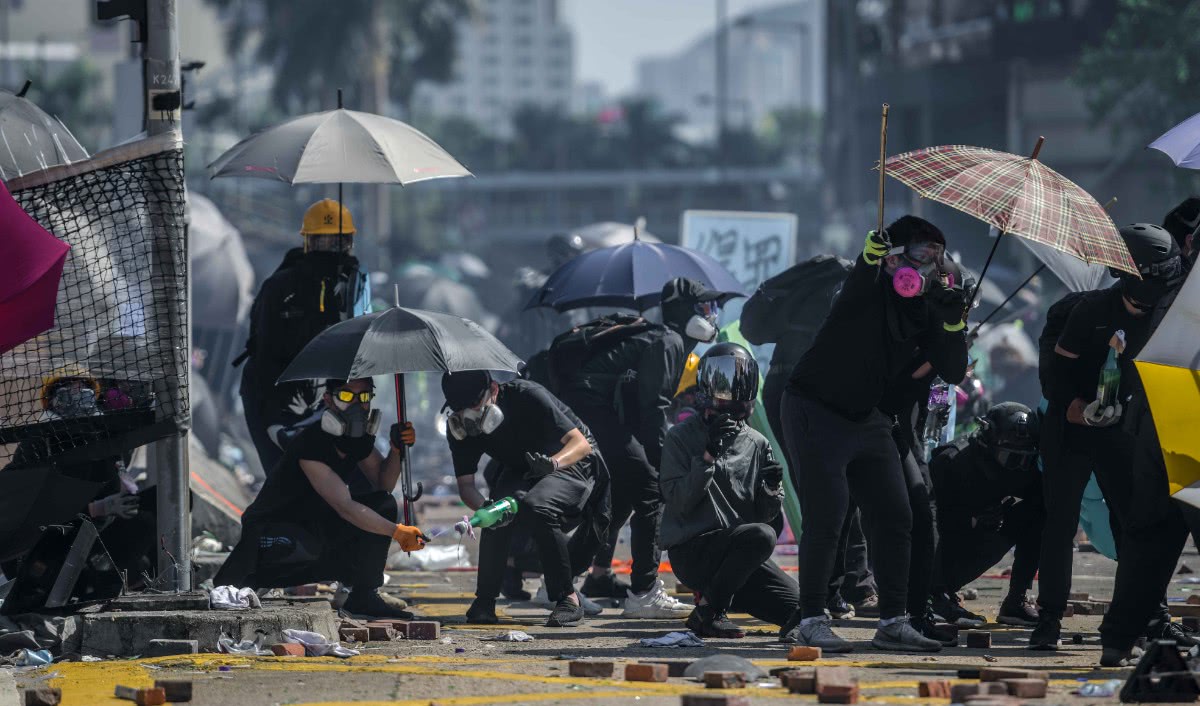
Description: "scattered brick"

(779, 668), (816, 693)
(816, 667), (858, 705)
(951, 682), (1009, 703)
(703, 672), (746, 689)
(145, 639), (198, 657)
(1003, 678), (1049, 698)
(22, 687), (61, 706)
(569, 660), (614, 678)
(981, 667), (1044, 682)
(404, 621), (441, 640)
(918, 680), (952, 698)
(154, 680), (192, 703)
(625, 663), (669, 682)
(339, 627), (369, 642)
(965, 630), (992, 648)
(113, 686), (166, 706)
(681, 694), (752, 706)
(788, 645), (822, 661)
(269, 643), (305, 657)
(366, 623), (397, 641)
(640, 660), (692, 677)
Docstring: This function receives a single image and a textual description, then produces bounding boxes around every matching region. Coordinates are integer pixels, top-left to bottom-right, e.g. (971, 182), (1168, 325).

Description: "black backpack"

(545, 313), (658, 396)
(741, 255), (852, 345)
(1036, 290), (1088, 400)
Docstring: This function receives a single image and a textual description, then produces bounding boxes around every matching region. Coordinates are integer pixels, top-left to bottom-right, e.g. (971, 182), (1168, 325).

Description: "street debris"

(638, 631), (704, 648)
(209, 585), (262, 610)
(484, 631), (534, 642)
(283, 629), (360, 658)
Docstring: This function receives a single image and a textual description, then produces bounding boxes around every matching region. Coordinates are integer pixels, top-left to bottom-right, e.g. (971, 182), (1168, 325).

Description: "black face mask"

(334, 435), (376, 462)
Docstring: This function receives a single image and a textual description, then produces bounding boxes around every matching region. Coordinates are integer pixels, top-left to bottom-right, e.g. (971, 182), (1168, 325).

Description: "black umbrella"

(278, 304), (523, 524)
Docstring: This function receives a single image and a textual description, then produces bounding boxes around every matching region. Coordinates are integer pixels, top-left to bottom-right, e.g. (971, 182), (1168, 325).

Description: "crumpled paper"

(483, 631), (533, 642)
(637, 631), (705, 648)
(209, 586), (262, 610)
(283, 629), (359, 658)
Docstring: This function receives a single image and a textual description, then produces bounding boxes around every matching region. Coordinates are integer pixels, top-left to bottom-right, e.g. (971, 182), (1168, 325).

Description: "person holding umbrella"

(234, 200), (370, 475)
(214, 378), (424, 621)
(441, 370), (609, 628)
(779, 216), (969, 653)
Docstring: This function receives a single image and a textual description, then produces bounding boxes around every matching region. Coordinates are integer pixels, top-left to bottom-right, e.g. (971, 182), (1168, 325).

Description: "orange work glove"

(392, 524), (427, 552)
(390, 422), (416, 451)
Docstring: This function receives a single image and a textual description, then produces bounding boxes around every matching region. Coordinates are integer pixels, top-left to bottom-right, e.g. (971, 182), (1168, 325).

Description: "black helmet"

(547, 233), (586, 268)
(696, 342), (759, 420)
(975, 402), (1038, 470)
(1113, 223), (1183, 307)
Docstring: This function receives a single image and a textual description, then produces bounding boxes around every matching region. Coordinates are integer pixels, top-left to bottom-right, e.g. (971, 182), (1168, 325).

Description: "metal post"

(714, 0), (728, 167)
(146, 0), (190, 591)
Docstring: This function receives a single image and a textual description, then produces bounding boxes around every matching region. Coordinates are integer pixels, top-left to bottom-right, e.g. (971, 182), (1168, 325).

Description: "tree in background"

(23, 60), (111, 153)
(205, 0), (470, 115)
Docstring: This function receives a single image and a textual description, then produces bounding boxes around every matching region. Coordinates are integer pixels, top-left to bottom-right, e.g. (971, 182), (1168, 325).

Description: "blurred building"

(412, 0), (575, 136)
(635, 1), (824, 141)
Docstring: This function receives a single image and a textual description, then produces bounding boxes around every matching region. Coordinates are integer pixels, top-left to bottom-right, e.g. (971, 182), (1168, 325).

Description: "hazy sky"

(560, 0), (786, 96)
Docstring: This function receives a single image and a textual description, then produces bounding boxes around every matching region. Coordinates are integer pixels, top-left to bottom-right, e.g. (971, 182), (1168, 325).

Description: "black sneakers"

(546, 598), (585, 627)
(466, 597), (499, 625)
(581, 571), (631, 599)
(1147, 619), (1200, 648)
(341, 589), (415, 620)
(1029, 615), (1061, 651)
(686, 604), (746, 639)
(931, 591), (987, 628)
(912, 612), (959, 647)
(855, 593), (881, 618)
(827, 594), (856, 619)
(998, 593), (1039, 627)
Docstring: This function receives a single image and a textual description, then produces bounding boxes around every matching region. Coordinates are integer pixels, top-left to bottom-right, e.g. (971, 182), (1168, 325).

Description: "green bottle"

(1096, 330), (1125, 407)
(454, 496), (518, 535)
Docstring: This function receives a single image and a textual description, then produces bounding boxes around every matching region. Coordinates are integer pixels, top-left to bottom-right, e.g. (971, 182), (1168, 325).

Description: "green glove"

(863, 230), (889, 266)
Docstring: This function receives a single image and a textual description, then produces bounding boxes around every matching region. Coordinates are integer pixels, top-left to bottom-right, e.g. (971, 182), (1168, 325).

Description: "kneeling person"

(444, 371), (609, 628)
(215, 378), (425, 620)
(661, 344), (799, 638)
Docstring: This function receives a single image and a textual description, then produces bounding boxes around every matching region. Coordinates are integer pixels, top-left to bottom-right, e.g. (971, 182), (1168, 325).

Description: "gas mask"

(1121, 276), (1173, 312)
(321, 390), (381, 438)
(447, 398), (505, 440)
(888, 242), (947, 298)
(683, 300), (720, 342)
(704, 399), (754, 422)
(50, 386), (98, 419)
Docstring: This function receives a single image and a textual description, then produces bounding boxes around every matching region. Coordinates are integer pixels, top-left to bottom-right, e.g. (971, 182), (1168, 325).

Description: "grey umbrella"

(0, 82), (88, 179)
(190, 194), (254, 328)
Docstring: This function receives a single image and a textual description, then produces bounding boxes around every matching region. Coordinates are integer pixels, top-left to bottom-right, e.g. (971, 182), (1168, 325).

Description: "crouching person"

(215, 378), (425, 619)
(661, 344), (799, 638)
(444, 371), (610, 628)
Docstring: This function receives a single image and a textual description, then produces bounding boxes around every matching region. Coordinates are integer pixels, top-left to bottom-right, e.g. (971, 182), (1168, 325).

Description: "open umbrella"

(1149, 111), (1200, 169)
(0, 178), (69, 355)
(1134, 271), (1200, 509)
(527, 239), (745, 313)
(278, 304), (523, 524)
(885, 139), (1137, 295)
(0, 81), (89, 179)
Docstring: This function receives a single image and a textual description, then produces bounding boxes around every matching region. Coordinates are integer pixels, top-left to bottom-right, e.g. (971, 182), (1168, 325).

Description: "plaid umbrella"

(884, 142), (1137, 275)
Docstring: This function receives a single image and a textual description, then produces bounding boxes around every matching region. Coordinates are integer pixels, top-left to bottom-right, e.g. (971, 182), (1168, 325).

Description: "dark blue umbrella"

(526, 241), (745, 312)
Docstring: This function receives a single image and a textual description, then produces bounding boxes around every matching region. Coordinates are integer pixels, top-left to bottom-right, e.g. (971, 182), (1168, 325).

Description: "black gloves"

(761, 462), (784, 488)
(524, 451), (558, 480)
(927, 282), (968, 329)
(705, 414), (739, 459)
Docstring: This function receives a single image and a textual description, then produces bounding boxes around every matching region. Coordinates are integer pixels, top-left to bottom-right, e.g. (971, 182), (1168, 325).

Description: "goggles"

(334, 390), (374, 404)
(888, 241), (945, 267)
(694, 300), (720, 318)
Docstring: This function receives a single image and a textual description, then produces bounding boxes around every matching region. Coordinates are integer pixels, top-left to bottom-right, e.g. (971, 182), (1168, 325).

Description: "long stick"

(969, 263), (1045, 338)
(877, 103), (890, 240)
(392, 285), (422, 528)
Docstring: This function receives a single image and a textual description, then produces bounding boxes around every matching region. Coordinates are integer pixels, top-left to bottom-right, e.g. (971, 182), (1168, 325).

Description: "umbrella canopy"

(277, 306), (522, 383)
(0, 88), (89, 179)
(1149, 111), (1200, 169)
(1015, 235), (1115, 293)
(207, 108), (472, 186)
(885, 143), (1137, 275)
(526, 240), (746, 313)
(190, 194), (254, 329)
(0, 178), (69, 355)
(1135, 272), (1200, 509)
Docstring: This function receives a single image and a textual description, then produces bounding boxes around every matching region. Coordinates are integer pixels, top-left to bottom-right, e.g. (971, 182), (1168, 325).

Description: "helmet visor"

(698, 353), (759, 402)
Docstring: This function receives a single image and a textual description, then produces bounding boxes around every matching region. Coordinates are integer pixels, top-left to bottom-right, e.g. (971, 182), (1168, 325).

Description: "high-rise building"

(413, 0), (575, 136)
(635, 1), (823, 141)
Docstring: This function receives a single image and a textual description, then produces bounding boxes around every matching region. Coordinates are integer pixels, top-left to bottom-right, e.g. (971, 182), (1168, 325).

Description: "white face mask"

(447, 398), (505, 440)
(684, 314), (718, 342)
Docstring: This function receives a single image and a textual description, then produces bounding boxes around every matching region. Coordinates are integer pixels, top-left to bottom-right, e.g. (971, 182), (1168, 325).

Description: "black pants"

(899, 444), (938, 616)
(670, 524), (800, 626)
(214, 490), (396, 592)
(1036, 409), (1134, 617)
(934, 498), (1043, 596)
(764, 371), (876, 604)
(782, 392), (913, 620)
(476, 459), (600, 603)
(1100, 412), (1200, 650)
(576, 405), (661, 595)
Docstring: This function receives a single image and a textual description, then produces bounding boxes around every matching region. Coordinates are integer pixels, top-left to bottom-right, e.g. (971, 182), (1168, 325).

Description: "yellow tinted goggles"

(335, 390), (374, 404)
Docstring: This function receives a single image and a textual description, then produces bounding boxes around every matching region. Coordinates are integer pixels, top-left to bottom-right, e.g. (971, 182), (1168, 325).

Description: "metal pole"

(146, 0), (190, 591)
(715, 0), (728, 167)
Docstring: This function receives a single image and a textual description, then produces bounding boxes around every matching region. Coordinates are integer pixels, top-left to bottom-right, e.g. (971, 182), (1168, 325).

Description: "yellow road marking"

(48, 660), (153, 706)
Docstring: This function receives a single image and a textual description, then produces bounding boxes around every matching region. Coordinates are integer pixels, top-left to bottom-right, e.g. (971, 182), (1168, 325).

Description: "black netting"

(0, 145), (188, 470)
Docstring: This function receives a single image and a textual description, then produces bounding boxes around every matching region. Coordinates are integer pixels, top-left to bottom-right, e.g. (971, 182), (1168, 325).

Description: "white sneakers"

(621, 579), (694, 619)
(533, 586), (604, 616)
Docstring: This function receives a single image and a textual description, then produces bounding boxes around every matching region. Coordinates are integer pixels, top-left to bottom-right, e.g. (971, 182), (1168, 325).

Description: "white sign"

(681, 210), (798, 294)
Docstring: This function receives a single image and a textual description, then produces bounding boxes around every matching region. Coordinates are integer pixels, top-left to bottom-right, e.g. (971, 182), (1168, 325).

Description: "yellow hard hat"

(40, 365), (99, 409)
(675, 352), (700, 397)
(300, 199), (356, 236)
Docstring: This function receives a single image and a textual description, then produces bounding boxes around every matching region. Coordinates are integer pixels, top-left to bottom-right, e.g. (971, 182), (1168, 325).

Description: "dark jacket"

(929, 438), (1043, 534)
(659, 415), (784, 548)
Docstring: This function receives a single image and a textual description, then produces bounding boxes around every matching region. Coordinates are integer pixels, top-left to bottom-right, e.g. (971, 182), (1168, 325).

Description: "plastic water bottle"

(454, 496), (518, 535)
(923, 377), (954, 461)
(1096, 330), (1125, 407)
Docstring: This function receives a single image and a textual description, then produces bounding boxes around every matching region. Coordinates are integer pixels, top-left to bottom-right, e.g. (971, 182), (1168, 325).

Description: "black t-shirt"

(1051, 287), (1151, 408)
(241, 425), (371, 527)
(449, 379), (583, 478)
(929, 439), (1042, 527)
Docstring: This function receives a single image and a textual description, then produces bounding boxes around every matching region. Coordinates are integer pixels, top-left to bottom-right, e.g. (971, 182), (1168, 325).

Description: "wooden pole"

(877, 103), (890, 241)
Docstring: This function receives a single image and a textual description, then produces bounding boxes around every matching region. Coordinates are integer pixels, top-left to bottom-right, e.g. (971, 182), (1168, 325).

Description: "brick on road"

(625, 663), (669, 682)
(780, 668), (816, 694)
(639, 660), (692, 677)
(918, 680), (951, 698)
(702, 672), (746, 689)
(965, 630), (992, 648)
(22, 688), (61, 706)
(681, 694), (752, 706)
(154, 680), (192, 703)
(568, 660), (614, 678)
(788, 645), (822, 661)
(1002, 678), (1049, 698)
(339, 627), (370, 642)
(950, 681), (1009, 703)
(403, 621), (441, 640)
(980, 667), (1045, 682)
(366, 623), (397, 641)
(815, 667), (858, 704)
(269, 643), (305, 657)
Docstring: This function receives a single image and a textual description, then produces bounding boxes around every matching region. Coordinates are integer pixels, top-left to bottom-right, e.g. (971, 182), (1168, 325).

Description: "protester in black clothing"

(1162, 196), (1200, 252)
(780, 216), (968, 654)
(236, 200), (369, 474)
(661, 344), (798, 639)
(742, 256), (878, 618)
(1030, 223), (1181, 650)
(928, 402), (1044, 628)
(214, 378), (423, 620)
(444, 371), (610, 628)
(1098, 228), (1199, 667)
(569, 278), (725, 619)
